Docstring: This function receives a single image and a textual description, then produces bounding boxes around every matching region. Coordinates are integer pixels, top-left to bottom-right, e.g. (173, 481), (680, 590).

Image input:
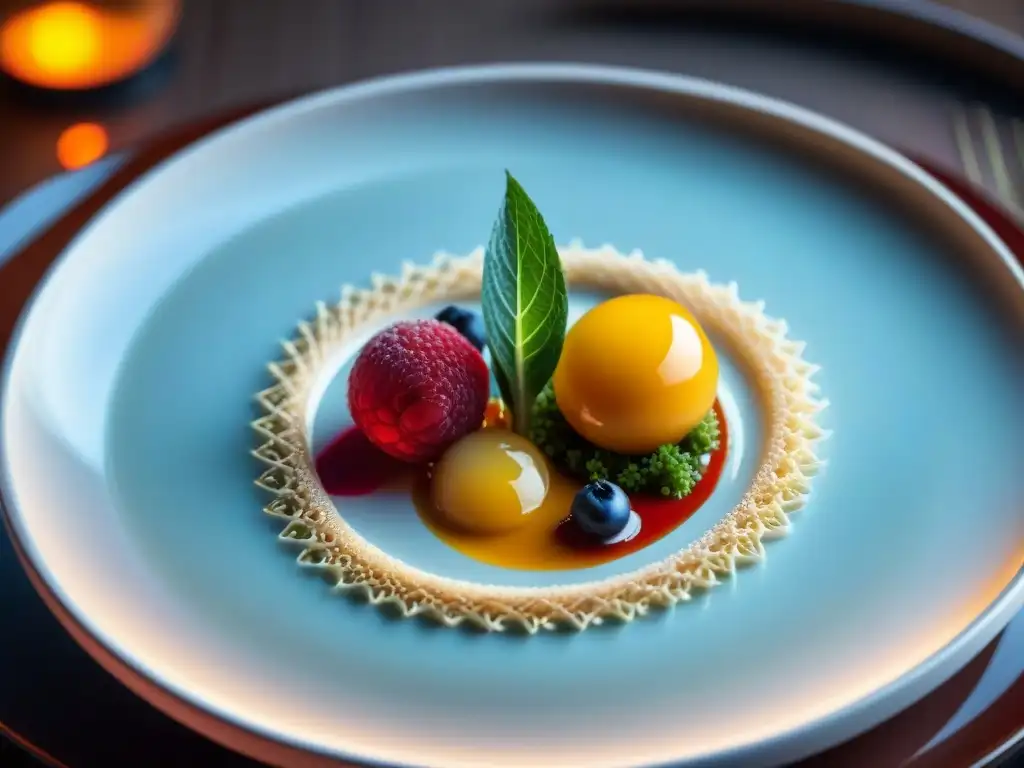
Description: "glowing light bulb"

(24, 3), (101, 76)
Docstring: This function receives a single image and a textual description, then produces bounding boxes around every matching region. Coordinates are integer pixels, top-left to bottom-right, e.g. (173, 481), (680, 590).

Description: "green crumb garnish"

(530, 381), (721, 499)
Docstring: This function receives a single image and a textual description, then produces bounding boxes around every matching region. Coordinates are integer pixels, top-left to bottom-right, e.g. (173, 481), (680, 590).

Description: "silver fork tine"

(979, 108), (1016, 205)
(953, 105), (1024, 221)
(953, 106), (984, 187)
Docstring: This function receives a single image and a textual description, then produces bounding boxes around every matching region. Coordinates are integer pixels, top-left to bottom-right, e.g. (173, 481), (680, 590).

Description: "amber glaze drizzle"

(314, 402), (728, 571)
(413, 400), (729, 571)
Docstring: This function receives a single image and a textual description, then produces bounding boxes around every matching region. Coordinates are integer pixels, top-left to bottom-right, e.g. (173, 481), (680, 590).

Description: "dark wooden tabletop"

(1, 0), (1024, 208)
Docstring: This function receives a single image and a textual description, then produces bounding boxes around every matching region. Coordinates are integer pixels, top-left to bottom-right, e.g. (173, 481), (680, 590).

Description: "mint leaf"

(482, 171), (568, 436)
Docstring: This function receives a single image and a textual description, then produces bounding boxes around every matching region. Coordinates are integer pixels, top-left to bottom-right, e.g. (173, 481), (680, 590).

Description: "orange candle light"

(0, 0), (180, 91)
(56, 121), (109, 169)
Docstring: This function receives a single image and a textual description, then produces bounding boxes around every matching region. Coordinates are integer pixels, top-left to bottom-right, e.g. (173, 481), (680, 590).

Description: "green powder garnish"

(529, 381), (720, 499)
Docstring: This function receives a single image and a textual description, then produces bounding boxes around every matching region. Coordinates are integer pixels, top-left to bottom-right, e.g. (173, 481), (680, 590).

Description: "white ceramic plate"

(2, 65), (1023, 768)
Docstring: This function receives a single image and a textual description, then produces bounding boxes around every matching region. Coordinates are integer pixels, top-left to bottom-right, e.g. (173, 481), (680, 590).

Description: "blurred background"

(0, 0), (1023, 207)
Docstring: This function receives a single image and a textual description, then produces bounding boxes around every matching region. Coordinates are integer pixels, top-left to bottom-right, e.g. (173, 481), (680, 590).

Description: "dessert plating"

(252, 175), (828, 633)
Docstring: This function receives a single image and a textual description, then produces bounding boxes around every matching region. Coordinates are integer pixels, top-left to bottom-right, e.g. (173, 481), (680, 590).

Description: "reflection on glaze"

(658, 314), (704, 385)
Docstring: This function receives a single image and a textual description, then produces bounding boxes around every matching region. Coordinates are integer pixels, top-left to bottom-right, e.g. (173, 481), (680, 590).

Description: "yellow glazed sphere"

(431, 430), (550, 535)
(552, 294), (718, 454)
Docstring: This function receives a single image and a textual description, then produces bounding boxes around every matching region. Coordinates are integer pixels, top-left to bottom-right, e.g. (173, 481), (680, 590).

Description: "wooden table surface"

(1, 0), (1024, 208)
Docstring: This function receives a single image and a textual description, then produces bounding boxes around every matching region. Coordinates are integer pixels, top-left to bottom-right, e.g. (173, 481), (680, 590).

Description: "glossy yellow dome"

(552, 294), (718, 454)
(431, 430), (550, 535)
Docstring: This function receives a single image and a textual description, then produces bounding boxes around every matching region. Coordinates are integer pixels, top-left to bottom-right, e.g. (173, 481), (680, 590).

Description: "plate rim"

(2, 62), (1023, 768)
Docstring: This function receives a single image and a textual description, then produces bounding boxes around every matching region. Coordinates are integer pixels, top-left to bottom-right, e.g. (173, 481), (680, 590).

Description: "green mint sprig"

(481, 171), (568, 436)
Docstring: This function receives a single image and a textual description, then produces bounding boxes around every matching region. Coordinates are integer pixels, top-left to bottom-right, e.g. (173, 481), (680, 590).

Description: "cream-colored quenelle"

(251, 243), (829, 633)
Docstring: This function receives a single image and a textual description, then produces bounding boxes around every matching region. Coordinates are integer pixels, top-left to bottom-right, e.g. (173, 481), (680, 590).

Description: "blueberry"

(435, 305), (486, 351)
(571, 481), (632, 539)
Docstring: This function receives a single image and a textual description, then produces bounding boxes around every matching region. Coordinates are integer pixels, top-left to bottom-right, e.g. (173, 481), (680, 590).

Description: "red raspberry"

(347, 319), (490, 463)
